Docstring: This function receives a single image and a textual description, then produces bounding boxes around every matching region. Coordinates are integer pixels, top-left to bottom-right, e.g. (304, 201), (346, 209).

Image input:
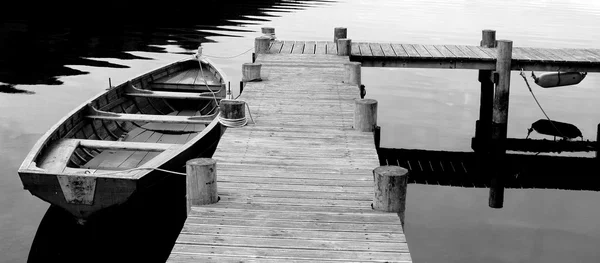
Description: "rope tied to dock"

(201, 46), (255, 59)
(195, 47), (255, 128)
(217, 99), (255, 128)
(520, 69), (566, 139)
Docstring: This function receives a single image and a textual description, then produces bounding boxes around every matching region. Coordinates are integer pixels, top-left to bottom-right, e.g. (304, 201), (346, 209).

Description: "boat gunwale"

(18, 55), (227, 181)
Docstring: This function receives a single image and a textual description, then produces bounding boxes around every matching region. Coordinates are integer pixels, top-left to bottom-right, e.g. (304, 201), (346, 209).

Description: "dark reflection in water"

(0, 0), (333, 90)
(0, 84), (35, 94)
(6, 1), (334, 262)
(29, 174), (187, 263)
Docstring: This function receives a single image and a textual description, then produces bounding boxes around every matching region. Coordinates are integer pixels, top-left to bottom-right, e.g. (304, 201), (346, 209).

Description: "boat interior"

(31, 59), (226, 174)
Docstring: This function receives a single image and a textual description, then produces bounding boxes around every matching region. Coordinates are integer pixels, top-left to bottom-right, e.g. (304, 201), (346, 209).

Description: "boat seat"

(85, 104), (217, 124)
(36, 139), (179, 173)
(125, 84), (224, 100)
(76, 139), (178, 151)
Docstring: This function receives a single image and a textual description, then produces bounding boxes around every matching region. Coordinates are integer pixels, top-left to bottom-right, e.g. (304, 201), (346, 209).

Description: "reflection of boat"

(18, 55), (228, 222)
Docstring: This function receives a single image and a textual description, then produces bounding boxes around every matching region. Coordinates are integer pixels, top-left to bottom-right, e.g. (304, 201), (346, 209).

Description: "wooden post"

(219, 100), (245, 120)
(337, 38), (351, 56)
(254, 36), (271, 54)
(261, 27), (275, 39)
(344, 62), (361, 85)
(596, 123), (600, 160)
(186, 158), (218, 215)
(354, 99), (377, 132)
(489, 39), (513, 209)
(242, 63), (262, 82)
(373, 166), (409, 226)
(334, 27), (347, 42)
(474, 29), (497, 152)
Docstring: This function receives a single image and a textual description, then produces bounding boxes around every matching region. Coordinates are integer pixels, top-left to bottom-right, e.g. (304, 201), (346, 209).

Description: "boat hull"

(18, 56), (228, 220)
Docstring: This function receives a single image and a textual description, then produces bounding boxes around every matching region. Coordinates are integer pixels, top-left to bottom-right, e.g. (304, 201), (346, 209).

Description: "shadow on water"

(16, 1), (334, 262)
(28, 173), (187, 263)
(0, 0), (334, 92)
(0, 84), (35, 94)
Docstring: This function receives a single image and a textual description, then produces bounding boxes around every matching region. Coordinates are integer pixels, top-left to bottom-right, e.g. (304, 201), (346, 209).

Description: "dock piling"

(186, 158), (218, 215)
(334, 27), (347, 42)
(242, 63), (262, 82)
(373, 166), (409, 227)
(354, 98), (377, 132)
(261, 27), (275, 39)
(474, 29), (497, 152)
(337, 38), (351, 56)
(489, 39), (513, 209)
(255, 36), (271, 54)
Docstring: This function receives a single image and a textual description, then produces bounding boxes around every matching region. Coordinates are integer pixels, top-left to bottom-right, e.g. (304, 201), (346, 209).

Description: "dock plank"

(326, 41), (337, 55)
(303, 41), (316, 54)
(181, 223), (406, 242)
(401, 44), (420, 57)
(584, 49), (600, 61)
(358, 42), (372, 56)
(170, 245), (412, 262)
(380, 43), (396, 57)
(315, 41), (327, 55)
(456, 45), (483, 59)
(280, 41), (294, 54)
(529, 47), (564, 62)
(434, 45), (455, 58)
(465, 45), (493, 59)
(519, 47), (547, 61)
(351, 42), (361, 56)
(445, 45), (469, 59)
(391, 44), (409, 57)
(544, 48), (581, 62)
(423, 45), (444, 58)
(291, 41), (305, 54)
(412, 44), (432, 58)
(269, 41), (283, 54)
(175, 234), (408, 252)
(369, 43), (385, 57)
(511, 47), (531, 61)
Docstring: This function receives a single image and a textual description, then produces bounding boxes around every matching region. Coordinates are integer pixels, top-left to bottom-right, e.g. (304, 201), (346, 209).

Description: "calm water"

(2, 0), (600, 262)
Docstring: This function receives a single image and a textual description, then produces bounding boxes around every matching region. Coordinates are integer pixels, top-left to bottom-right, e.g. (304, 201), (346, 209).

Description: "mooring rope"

(202, 47), (254, 59)
(196, 53), (255, 128)
(217, 99), (255, 128)
(520, 69), (565, 139)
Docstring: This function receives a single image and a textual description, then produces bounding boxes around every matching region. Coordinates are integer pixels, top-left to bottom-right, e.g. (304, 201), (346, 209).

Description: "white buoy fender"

(533, 72), (586, 88)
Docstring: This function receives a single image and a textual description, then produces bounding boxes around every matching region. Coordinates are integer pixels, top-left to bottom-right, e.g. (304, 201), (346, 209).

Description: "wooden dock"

(165, 27), (600, 260)
(167, 53), (411, 261)
(267, 40), (600, 72)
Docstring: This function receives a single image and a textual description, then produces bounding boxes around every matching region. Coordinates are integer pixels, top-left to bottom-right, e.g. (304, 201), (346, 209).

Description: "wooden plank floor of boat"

(83, 110), (205, 170)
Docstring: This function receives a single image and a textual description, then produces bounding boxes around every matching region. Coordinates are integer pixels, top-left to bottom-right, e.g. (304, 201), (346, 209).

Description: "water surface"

(2, 0), (600, 262)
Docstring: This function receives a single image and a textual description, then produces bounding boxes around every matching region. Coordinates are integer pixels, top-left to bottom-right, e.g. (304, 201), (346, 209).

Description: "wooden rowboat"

(18, 55), (228, 221)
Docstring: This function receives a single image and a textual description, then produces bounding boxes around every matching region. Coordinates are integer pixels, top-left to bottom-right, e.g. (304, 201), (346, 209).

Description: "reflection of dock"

(378, 148), (600, 191)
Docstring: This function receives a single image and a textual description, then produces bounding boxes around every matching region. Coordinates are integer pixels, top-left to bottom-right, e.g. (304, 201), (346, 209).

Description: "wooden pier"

(267, 40), (600, 72)
(166, 27), (600, 261)
(167, 33), (411, 261)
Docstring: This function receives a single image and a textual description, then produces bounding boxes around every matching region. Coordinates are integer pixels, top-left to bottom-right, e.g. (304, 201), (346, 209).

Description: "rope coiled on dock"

(217, 99), (255, 128)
